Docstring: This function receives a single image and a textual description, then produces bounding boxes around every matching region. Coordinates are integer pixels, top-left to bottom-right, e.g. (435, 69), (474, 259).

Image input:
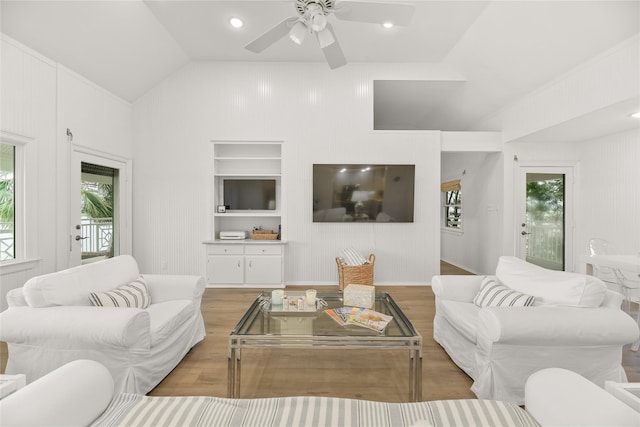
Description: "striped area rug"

(91, 394), (539, 427)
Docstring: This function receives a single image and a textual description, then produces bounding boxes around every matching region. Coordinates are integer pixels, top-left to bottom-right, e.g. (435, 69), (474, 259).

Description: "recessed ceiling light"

(229, 17), (244, 28)
(382, 22), (393, 29)
(631, 112), (640, 119)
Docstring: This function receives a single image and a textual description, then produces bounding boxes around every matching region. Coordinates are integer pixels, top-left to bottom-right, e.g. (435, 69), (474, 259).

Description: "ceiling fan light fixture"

(310, 13), (327, 32)
(289, 21), (307, 45)
(316, 27), (335, 48)
(307, 3), (328, 32)
(382, 22), (393, 29)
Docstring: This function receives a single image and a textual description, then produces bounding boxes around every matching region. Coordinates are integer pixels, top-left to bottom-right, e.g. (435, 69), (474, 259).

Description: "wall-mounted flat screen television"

(224, 179), (276, 210)
(313, 164), (415, 222)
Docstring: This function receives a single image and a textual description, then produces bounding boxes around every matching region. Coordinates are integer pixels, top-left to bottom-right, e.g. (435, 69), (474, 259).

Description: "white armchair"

(432, 256), (640, 404)
(0, 255), (206, 394)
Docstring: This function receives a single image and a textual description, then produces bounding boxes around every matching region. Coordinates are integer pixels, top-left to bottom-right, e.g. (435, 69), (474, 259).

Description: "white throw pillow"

(473, 276), (536, 307)
(495, 256), (606, 307)
(23, 255), (140, 307)
(89, 276), (150, 309)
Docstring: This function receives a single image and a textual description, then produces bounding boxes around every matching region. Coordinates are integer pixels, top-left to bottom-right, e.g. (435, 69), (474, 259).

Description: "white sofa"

(2, 360), (639, 427)
(432, 256), (640, 404)
(0, 255), (205, 394)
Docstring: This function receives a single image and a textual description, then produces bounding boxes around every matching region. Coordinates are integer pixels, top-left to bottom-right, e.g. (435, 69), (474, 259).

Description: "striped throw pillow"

(341, 247), (369, 266)
(89, 276), (151, 309)
(473, 276), (536, 307)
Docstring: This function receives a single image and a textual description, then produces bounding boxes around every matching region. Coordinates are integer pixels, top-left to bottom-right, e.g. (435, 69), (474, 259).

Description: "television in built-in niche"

(223, 179), (276, 210)
(312, 164), (415, 223)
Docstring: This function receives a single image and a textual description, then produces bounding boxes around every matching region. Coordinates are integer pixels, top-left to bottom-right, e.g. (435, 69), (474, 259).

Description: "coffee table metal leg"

(235, 348), (242, 397)
(408, 347), (422, 402)
(227, 347), (235, 397)
(415, 351), (422, 401)
(228, 341), (242, 398)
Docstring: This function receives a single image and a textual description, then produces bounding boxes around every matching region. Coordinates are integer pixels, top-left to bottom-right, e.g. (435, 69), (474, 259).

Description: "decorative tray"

(259, 292), (327, 314)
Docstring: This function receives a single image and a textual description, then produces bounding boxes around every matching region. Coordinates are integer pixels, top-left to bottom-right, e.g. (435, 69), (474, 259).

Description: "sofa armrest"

(479, 306), (640, 345)
(525, 368), (640, 426)
(143, 274), (205, 304)
(0, 306), (150, 349)
(0, 359), (114, 427)
(431, 275), (485, 302)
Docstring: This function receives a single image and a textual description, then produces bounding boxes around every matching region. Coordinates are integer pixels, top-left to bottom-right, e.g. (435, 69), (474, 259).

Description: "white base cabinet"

(205, 242), (284, 287)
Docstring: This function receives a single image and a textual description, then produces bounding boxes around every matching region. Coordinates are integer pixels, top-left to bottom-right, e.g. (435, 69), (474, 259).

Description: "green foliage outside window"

(0, 143), (15, 260)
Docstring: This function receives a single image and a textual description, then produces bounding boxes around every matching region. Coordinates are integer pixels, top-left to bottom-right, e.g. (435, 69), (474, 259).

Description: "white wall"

(0, 37), (57, 312)
(477, 35), (640, 271)
(0, 35), (133, 311)
(500, 130), (640, 273)
(132, 62), (445, 285)
(576, 129), (639, 258)
(479, 35), (639, 142)
(440, 152), (504, 274)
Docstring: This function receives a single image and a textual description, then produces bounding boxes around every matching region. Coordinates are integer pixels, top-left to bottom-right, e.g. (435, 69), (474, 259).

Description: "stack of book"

(325, 306), (392, 332)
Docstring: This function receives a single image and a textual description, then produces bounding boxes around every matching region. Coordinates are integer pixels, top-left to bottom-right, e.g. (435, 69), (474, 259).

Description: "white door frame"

(515, 161), (577, 272)
(69, 145), (132, 267)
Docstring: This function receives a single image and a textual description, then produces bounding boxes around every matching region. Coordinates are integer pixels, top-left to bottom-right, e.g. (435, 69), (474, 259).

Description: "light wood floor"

(2, 261), (639, 402)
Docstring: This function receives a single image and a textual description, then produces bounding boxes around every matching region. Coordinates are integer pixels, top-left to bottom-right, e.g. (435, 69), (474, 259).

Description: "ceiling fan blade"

(334, 1), (415, 26)
(318, 24), (347, 69)
(245, 17), (298, 53)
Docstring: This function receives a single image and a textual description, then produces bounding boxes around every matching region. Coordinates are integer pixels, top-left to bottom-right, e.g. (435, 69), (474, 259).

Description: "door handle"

(521, 231), (530, 236)
(75, 235), (89, 241)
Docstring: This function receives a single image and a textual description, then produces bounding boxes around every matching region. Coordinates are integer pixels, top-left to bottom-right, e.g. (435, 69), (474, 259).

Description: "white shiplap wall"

(501, 132), (640, 273)
(577, 128), (640, 260)
(0, 36), (57, 311)
(132, 62), (444, 285)
(0, 35), (133, 311)
(478, 34), (640, 270)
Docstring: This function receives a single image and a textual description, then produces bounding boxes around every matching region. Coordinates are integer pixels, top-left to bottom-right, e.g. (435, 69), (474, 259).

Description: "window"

(441, 180), (462, 230)
(0, 132), (35, 273)
(0, 143), (15, 260)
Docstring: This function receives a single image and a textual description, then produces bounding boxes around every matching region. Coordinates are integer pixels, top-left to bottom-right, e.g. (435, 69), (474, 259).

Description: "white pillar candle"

(272, 289), (284, 305)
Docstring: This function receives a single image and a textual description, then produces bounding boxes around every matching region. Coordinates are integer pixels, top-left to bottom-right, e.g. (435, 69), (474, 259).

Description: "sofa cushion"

(438, 300), (479, 343)
(147, 300), (194, 347)
(496, 256), (606, 307)
(89, 276), (150, 309)
(23, 255), (140, 308)
(473, 276), (536, 307)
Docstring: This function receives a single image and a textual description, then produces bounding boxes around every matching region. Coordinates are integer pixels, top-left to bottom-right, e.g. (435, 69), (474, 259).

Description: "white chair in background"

(588, 238), (640, 351)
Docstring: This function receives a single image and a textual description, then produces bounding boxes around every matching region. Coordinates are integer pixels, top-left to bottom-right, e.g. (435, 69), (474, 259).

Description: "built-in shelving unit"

(205, 140), (285, 288)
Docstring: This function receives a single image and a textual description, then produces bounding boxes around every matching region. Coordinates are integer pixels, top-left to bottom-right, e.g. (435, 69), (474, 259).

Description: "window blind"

(441, 179), (461, 192)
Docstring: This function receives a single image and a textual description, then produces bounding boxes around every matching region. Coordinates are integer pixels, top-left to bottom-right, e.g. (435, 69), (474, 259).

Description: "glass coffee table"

(228, 290), (423, 401)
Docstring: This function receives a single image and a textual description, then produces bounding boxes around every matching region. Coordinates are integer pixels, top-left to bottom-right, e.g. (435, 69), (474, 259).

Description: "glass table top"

(231, 291), (420, 338)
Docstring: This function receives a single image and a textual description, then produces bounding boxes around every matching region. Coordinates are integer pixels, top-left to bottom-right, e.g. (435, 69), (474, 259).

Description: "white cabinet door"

(207, 255), (244, 284)
(245, 255), (282, 284)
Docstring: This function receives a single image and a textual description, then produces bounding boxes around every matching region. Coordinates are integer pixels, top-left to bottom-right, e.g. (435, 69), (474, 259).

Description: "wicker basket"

(252, 230), (278, 240)
(336, 254), (375, 290)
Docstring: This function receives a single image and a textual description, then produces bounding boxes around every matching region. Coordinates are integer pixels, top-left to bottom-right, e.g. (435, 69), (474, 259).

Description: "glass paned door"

(79, 162), (118, 264)
(70, 149), (129, 267)
(518, 166), (574, 271)
(524, 173), (564, 270)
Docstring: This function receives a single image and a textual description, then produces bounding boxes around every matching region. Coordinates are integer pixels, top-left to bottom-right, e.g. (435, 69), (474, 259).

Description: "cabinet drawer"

(245, 245), (282, 255)
(206, 245), (244, 255)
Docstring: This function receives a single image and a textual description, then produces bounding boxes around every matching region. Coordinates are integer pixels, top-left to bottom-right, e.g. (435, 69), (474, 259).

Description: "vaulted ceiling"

(2, 1), (639, 132)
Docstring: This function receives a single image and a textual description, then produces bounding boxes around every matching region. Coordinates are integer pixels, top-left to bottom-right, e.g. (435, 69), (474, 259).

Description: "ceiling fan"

(245, 0), (415, 69)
